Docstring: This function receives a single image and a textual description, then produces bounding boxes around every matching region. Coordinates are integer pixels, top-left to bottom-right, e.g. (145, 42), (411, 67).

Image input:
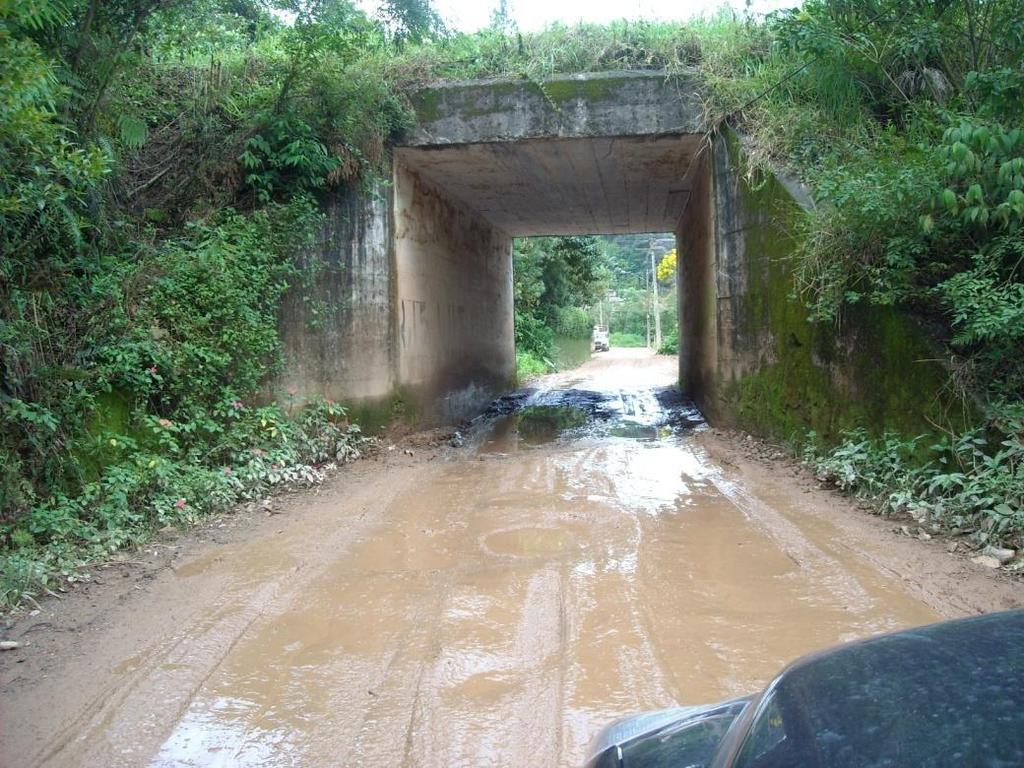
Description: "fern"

(53, 199), (84, 253)
(2, 0), (71, 29)
(117, 114), (148, 151)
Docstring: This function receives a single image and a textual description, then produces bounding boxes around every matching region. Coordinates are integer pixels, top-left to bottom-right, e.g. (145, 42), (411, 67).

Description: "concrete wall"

(678, 128), (966, 443)
(277, 167), (515, 425)
(393, 163), (515, 420)
(276, 183), (395, 408)
(676, 149), (717, 408)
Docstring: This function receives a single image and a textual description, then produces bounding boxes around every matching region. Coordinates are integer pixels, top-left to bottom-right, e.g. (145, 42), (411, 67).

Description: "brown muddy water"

(8, 350), (950, 768)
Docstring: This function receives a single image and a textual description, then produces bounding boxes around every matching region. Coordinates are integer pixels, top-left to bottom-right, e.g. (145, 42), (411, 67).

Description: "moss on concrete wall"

(708, 128), (968, 445)
(405, 71), (703, 145)
(344, 388), (425, 435)
(539, 74), (634, 106)
(413, 74), (638, 125)
(411, 88), (444, 124)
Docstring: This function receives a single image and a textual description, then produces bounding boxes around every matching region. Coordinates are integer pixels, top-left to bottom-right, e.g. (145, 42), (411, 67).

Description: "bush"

(514, 309), (555, 360)
(553, 306), (593, 338)
(658, 328), (679, 355)
(0, 398), (367, 609)
(805, 423), (1024, 552)
(1, 190), (343, 609)
(516, 350), (552, 382)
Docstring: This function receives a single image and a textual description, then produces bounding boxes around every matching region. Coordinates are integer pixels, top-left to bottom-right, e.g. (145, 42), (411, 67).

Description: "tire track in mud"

(21, 463), (439, 768)
(7, 351), (1008, 768)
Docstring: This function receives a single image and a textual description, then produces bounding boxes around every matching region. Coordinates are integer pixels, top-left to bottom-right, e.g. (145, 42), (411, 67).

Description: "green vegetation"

(515, 350), (551, 380)
(803, 427), (1022, 551)
(511, 233), (679, 379)
(391, 17), (705, 81)
(598, 235), (678, 352)
(658, 329), (679, 356)
(610, 332), (646, 348)
(513, 236), (605, 381)
(719, 127), (963, 447)
(688, 1), (1024, 548)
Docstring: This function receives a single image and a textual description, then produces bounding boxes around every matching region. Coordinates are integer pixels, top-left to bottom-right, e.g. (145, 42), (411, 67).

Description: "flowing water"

(15, 350), (944, 768)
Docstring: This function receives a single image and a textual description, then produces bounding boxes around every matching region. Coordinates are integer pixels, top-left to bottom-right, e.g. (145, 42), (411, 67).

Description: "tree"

(656, 248), (677, 284)
(268, 0), (372, 112)
(376, 0), (444, 44)
(489, 0), (516, 34)
(512, 236), (608, 356)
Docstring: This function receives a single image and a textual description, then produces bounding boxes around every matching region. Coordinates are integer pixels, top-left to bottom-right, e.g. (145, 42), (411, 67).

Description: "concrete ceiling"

(395, 134), (703, 237)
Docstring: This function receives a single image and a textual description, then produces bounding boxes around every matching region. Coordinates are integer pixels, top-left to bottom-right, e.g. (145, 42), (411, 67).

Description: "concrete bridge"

(277, 71), (953, 439)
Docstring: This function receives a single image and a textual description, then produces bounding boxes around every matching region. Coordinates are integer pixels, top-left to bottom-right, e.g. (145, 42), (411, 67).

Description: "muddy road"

(2, 349), (1021, 767)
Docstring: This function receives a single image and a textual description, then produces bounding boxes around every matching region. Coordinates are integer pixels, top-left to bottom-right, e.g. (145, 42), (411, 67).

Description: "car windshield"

(734, 611), (1024, 767)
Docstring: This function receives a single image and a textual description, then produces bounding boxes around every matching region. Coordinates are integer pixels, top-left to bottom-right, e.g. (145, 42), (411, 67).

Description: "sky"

(358, 0), (800, 33)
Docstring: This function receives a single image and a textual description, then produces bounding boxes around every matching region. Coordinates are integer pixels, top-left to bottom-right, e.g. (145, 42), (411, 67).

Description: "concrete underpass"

(277, 69), (955, 441)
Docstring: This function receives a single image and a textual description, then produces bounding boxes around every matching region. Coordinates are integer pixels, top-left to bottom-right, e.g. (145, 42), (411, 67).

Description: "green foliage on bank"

(692, 2), (1023, 410)
(515, 351), (551, 381)
(803, 426), (1023, 552)
(691, 1), (1023, 548)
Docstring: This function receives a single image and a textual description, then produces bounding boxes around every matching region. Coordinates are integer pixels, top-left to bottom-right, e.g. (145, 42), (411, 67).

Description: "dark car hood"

(713, 609), (1024, 768)
(585, 610), (1024, 768)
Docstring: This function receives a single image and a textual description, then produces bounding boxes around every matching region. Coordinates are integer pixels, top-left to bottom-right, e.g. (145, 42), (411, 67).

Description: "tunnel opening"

(392, 133), (706, 417)
(509, 233), (677, 378)
(394, 135), (701, 236)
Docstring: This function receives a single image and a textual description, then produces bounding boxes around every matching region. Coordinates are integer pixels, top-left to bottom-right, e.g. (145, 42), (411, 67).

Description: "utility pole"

(649, 248), (662, 350)
(645, 265), (652, 348)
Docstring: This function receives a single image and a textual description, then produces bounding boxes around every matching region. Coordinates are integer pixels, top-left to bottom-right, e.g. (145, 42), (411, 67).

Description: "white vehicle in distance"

(593, 325), (610, 352)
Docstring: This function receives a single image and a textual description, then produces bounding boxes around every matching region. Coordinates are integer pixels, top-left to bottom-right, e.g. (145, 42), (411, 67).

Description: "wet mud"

(3, 349), (1014, 768)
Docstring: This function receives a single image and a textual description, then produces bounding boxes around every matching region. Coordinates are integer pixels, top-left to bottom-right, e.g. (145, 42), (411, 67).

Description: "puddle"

(173, 547), (296, 582)
(173, 551), (223, 578)
(444, 671), (517, 702)
(483, 527), (573, 557)
(606, 423), (662, 440)
(500, 405), (589, 445)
